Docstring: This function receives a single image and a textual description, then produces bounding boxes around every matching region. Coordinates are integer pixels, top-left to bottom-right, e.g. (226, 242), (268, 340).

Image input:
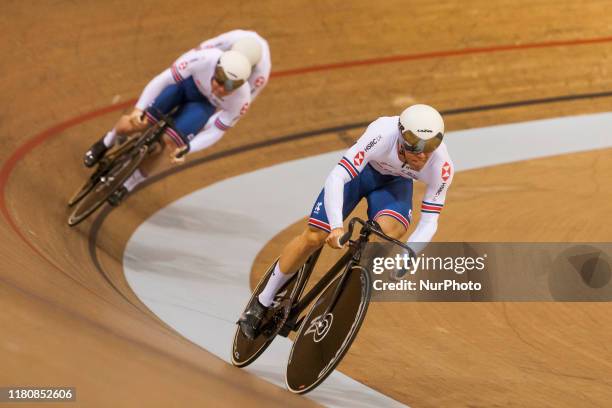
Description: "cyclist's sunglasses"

(398, 122), (443, 154)
(214, 64), (245, 92)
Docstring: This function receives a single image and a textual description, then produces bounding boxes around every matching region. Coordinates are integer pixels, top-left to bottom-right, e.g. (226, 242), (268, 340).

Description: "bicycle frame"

(278, 220), (377, 337)
(135, 117), (169, 149)
(96, 111), (171, 171)
(129, 107), (181, 152)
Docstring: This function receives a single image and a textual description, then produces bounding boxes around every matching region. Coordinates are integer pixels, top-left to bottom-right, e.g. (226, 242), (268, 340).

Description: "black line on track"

(87, 205), (146, 311)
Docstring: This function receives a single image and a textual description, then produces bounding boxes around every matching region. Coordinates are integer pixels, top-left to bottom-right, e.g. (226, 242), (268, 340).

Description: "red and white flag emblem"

(353, 151), (365, 167)
(441, 162), (451, 181)
(240, 102), (250, 115)
(254, 76), (266, 87)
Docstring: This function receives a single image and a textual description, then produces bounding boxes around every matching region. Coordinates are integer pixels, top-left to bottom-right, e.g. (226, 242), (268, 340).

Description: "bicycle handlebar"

(145, 107), (191, 157)
(339, 217), (416, 258)
(338, 218), (364, 246)
(174, 143), (190, 158)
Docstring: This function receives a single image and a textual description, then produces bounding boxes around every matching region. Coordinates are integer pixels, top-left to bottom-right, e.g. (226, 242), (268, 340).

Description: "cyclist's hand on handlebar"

(129, 109), (147, 130)
(170, 145), (189, 164)
(326, 228), (345, 249)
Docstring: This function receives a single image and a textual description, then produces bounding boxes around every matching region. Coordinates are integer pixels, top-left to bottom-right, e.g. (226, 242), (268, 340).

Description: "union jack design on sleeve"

(214, 117), (231, 131)
(171, 64), (184, 82)
(338, 156), (359, 179)
(421, 201), (444, 214)
(308, 218), (331, 232)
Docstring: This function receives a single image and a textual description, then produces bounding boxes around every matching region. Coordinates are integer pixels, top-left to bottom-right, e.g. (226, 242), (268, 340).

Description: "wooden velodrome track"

(2, 1), (612, 406)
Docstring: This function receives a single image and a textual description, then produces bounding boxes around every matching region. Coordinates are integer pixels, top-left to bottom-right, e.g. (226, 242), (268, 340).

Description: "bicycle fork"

(319, 228), (373, 323)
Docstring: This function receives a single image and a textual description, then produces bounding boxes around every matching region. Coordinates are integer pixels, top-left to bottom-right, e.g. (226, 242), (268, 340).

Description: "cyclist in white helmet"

(240, 104), (454, 339)
(83, 40), (255, 206)
(199, 29), (271, 100)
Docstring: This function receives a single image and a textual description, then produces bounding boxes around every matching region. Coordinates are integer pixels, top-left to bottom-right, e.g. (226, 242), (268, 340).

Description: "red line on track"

(3, 34), (612, 250)
(0, 100), (134, 245)
(271, 36), (612, 77)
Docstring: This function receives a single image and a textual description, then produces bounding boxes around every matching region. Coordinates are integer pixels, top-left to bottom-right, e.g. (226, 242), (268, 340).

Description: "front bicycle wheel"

(67, 175), (99, 207)
(67, 146), (147, 226)
(286, 264), (371, 394)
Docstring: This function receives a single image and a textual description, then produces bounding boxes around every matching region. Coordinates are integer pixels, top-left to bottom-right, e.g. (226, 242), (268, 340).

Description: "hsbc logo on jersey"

(433, 182), (447, 200)
(364, 135), (382, 152)
(240, 102), (249, 115)
(441, 162), (452, 181)
(353, 151), (365, 167)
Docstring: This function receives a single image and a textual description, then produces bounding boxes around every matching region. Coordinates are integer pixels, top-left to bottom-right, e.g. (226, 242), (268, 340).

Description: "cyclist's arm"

(249, 63), (270, 100)
(248, 39), (271, 99)
(187, 112), (225, 153)
(406, 213), (439, 254)
(135, 69), (176, 111)
(199, 29), (246, 50)
(188, 87), (250, 154)
(323, 166), (351, 230)
(407, 160), (453, 253)
(323, 121), (387, 230)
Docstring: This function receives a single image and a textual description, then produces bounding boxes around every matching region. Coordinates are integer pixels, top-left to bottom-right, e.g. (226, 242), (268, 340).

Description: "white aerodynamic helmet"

(231, 36), (262, 66)
(398, 104), (445, 153)
(215, 50), (252, 91)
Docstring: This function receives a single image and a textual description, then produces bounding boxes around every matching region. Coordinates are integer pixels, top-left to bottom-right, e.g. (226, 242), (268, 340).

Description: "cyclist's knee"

(375, 215), (407, 240)
(115, 114), (136, 135)
(301, 226), (327, 249)
(115, 111), (148, 136)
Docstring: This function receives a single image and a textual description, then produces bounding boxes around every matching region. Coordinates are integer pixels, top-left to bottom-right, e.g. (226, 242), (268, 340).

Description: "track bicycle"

(232, 217), (415, 394)
(67, 110), (184, 226)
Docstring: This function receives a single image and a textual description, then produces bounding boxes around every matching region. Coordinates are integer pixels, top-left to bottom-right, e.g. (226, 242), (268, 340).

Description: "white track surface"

(124, 113), (612, 407)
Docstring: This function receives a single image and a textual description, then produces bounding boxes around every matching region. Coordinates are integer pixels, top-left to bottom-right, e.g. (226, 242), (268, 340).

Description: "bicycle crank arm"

(278, 315), (305, 337)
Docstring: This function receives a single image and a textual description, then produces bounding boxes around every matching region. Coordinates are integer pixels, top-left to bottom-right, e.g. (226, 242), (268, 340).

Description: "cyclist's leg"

(240, 227), (324, 334)
(284, 177), (364, 271)
(366, 178), (414, 280)
(240, 168), (364, 335)
(142, 76), (215, 162)
(111, 84), (185, 197)
(113, 109), (147, 137)
(86, 82), (186, 168)
(84, 107), (147, 168)
(113, 83), (185, 144)
(276, 226), (326, 273)
(119, 95), (214, 196)
(256, 177), (363, 308)
(366, 176), (414, 240)
(138, 101), (214, 175)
